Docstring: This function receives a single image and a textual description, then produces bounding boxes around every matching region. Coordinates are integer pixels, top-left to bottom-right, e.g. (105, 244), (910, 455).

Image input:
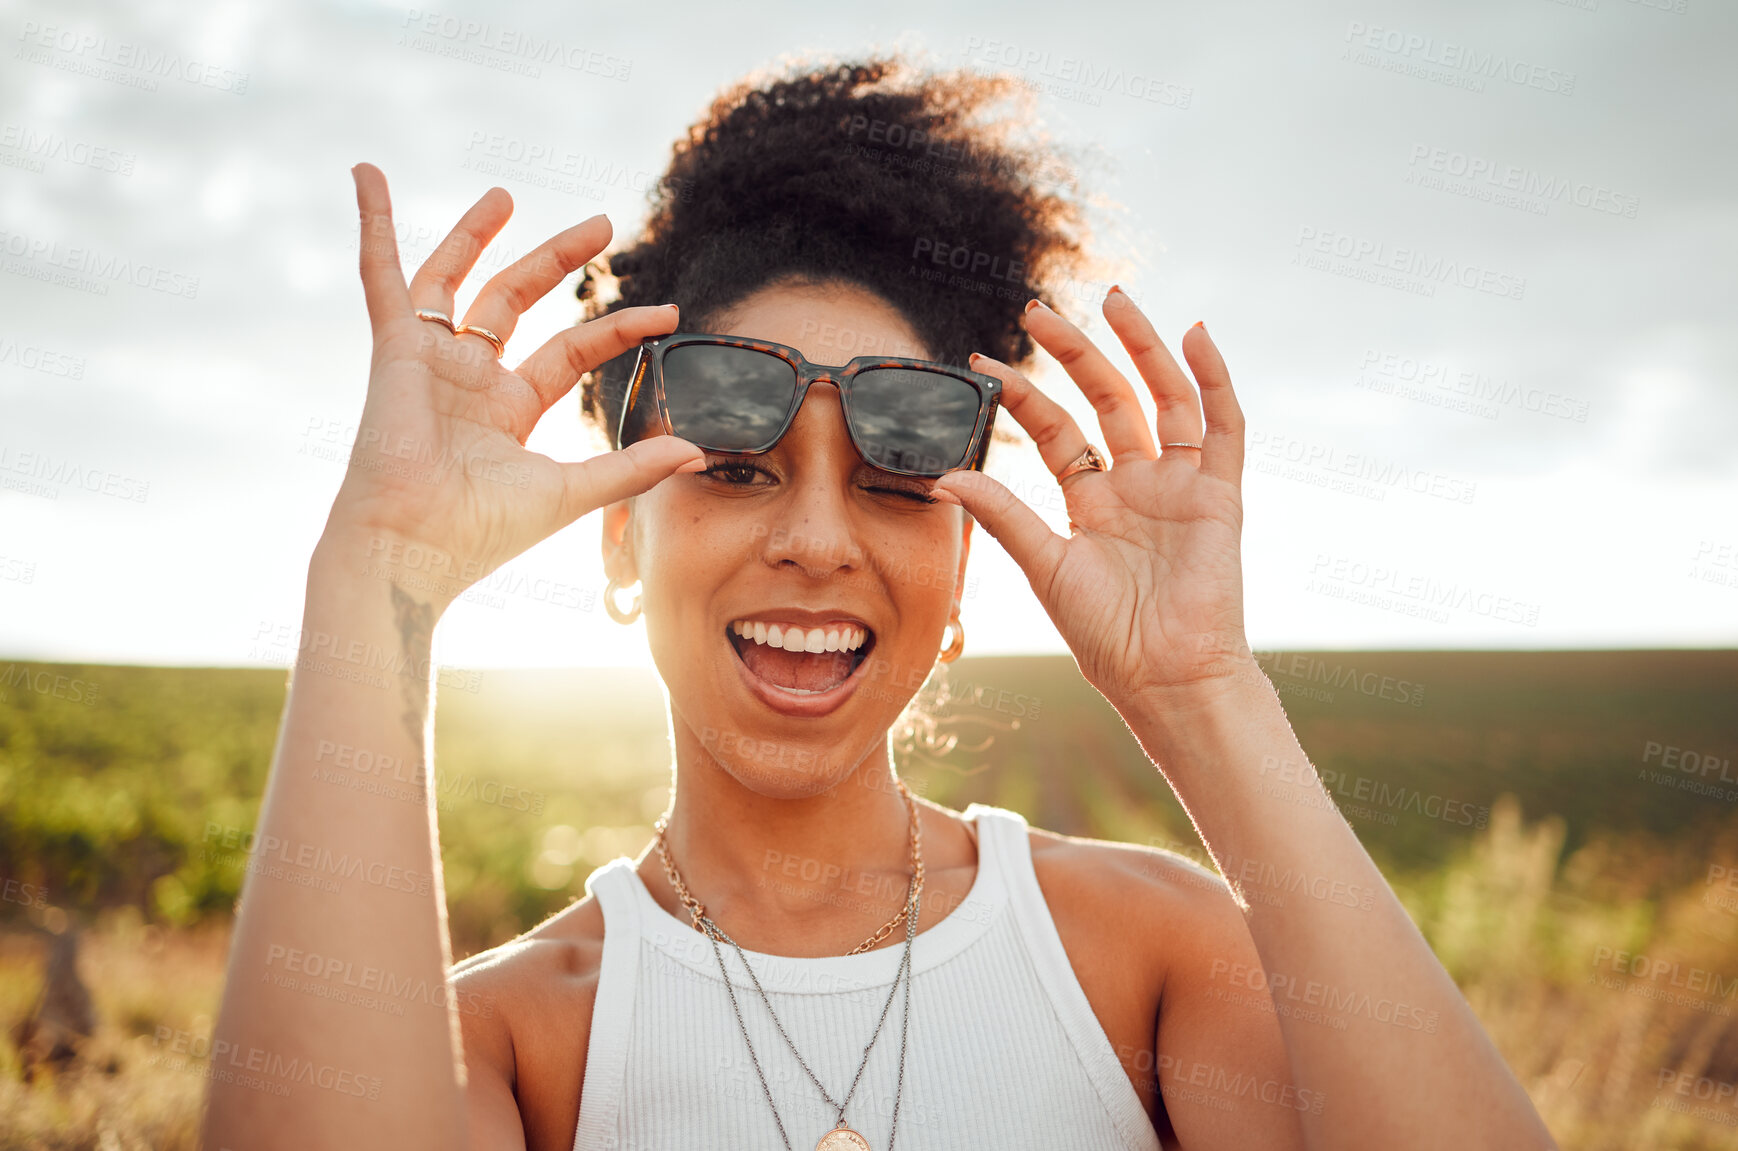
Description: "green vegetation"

(1, 652), (1735, 1148)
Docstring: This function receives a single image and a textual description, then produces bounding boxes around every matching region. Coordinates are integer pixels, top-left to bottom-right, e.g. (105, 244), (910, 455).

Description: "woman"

(204, 59), (1554, 1150)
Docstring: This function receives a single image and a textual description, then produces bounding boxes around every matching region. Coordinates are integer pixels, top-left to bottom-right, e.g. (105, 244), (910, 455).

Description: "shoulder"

(1023, 821), (1232, 912)
(1019, 821), (1249, 975)
(451, 891), (607, 1013)
(449, 894), (608, 1148)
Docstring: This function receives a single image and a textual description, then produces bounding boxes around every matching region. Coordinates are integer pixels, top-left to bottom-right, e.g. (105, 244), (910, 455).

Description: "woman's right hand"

(322, 163), (704, 609)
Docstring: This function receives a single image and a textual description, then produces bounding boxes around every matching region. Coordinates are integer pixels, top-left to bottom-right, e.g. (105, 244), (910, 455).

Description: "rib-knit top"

(572, 802), (1161, 1150)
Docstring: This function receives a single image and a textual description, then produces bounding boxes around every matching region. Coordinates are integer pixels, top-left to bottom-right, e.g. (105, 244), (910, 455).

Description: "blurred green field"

(1, 651), (1736, 1149)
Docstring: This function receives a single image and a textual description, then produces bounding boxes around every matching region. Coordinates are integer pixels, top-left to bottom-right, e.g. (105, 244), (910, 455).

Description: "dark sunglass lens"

(848, 369), (983, 475)
(662, 345), (798, 451)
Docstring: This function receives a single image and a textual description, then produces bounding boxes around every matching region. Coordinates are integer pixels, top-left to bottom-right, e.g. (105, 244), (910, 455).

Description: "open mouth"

(728, 618), (876, 695)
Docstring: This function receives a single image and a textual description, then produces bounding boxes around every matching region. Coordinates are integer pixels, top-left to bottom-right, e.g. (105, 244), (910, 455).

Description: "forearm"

(1121, 666), (1553, 1150)
(204, 531), (467, 1149)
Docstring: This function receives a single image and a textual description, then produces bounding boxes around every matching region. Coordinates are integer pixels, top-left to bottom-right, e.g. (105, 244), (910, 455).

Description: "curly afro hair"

(577, 55), (1092, 443)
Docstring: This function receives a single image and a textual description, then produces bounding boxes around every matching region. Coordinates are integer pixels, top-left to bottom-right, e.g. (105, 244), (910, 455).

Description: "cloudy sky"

(1, 0), (1733, 669)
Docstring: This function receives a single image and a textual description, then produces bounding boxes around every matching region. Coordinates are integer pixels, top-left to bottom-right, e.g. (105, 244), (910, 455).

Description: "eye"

(864, 478), (939, 504)
(699, 461), (773, 487)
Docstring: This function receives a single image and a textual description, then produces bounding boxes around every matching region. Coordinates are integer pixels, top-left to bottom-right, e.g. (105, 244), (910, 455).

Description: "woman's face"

(603, 280), (974, 799)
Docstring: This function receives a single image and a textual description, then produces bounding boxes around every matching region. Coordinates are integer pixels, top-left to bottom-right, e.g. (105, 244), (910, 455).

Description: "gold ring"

(1162, 442), (1203, 451)
(1055, 443), (1107, 484)
(455, 324), (505, 357)
(414, 308), (456, 333)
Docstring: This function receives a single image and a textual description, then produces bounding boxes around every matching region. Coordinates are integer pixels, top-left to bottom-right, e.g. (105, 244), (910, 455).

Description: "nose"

(760, 383), (868, 579)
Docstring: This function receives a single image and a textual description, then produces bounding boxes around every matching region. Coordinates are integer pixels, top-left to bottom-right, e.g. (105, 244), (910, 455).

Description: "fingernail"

(676, 457), (707, 474)
(1025, 298), (1048, 314)
(931, 486), (962, 506)
(665, 303), (679, 313)
(1193, 321), (1206, 332)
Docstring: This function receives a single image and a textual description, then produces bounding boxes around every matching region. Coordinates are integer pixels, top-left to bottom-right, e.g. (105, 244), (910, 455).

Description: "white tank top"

(573, 802), (1161, 1150)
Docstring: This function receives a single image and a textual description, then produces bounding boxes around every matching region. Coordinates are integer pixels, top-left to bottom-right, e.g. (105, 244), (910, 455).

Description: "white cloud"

(1, 0), (1733, 664)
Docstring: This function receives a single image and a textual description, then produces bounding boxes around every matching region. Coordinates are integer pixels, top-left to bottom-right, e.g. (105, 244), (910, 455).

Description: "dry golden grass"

(0, 912), (226, 1151)
(3, 803), (1736, 1148)
(1407, 798), (1738, 1150)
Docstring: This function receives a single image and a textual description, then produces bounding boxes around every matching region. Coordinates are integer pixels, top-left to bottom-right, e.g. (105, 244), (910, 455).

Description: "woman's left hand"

(933, 290), (1253, 712)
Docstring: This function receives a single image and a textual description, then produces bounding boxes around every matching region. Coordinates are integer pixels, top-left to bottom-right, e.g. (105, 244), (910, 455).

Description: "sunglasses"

(615, 333), (1002, 478)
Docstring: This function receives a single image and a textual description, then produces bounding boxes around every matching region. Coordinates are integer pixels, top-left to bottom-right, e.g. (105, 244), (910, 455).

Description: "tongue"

(737, 638), (858, 692)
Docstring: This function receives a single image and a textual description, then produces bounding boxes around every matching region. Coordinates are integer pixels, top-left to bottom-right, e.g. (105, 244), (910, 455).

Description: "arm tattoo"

(390, 582), (436, 757)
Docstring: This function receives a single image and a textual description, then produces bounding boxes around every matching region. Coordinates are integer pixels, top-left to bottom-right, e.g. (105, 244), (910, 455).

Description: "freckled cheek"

(632, 492), (746, 640)
(871, 524), (964, 648)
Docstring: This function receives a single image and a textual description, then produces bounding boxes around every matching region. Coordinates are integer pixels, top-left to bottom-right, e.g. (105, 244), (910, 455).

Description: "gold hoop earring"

(938, 612), (964, 663)
(604, 576), (642, 625)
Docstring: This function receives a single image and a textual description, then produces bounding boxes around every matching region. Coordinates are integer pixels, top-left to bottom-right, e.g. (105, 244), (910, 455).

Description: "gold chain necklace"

(654, 776), (926, 954)
(652, 777), (925, 1149)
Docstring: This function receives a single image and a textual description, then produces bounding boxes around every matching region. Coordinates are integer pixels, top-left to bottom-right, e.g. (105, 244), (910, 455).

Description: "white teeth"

(730, 620), (870, 653)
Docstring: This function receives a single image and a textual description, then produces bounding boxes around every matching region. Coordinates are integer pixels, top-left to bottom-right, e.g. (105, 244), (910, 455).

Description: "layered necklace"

(653, 778), (925, 1151)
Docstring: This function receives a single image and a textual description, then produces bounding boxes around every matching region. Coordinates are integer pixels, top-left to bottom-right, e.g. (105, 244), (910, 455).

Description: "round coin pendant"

(815, 1125), (872, 1151)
